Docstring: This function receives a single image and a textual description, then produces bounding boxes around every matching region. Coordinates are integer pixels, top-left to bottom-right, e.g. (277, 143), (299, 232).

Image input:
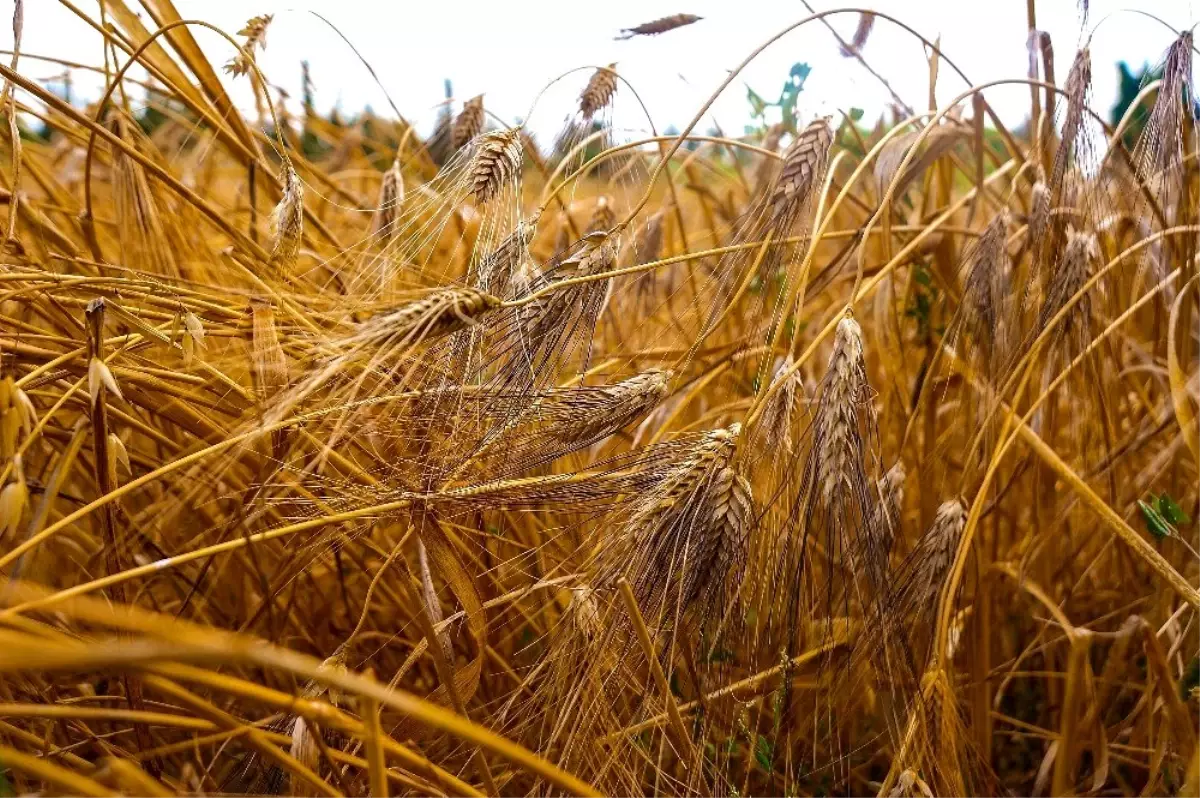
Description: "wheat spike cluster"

(0, 1), (1197, 796)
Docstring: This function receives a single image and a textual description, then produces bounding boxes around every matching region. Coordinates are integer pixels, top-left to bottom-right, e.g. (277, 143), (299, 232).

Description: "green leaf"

(746, 84), (769, 119)
(1139, 499), (1173, 539)
(778, 62), (812, 133)
(755, 735), (774, 772)
(1181, 656), (1199, 700)
(849, 107), (865, 122)
(1156, 493), (1191, 526)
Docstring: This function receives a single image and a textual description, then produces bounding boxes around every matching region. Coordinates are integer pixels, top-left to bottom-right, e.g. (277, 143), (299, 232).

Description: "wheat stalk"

(4, 7), (1197, 796)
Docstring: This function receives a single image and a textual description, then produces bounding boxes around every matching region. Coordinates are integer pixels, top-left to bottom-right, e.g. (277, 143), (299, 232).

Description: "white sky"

(3, 1), (1197, 142)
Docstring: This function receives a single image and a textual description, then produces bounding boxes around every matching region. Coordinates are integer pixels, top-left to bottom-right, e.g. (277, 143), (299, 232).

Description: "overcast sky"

(4, 1), (1196, 142)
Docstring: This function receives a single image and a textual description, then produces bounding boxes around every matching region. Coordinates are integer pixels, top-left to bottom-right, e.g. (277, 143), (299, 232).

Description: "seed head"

(1050, 48), (1090, 197)
(559, 231), (618, 277)
(1038, 226), (1096, 336)
(552, 369), (672, 446)
(477, 213), (539, 296)
(580, 64), (618, 121)
(224, 14), (272, 78)
(840, 13), (876, 57)
(1028, 171), (1050, 251)
(961, 210), (1011, 359)
(816, 316), (868, 503)
(364, 287), (502, 345)
(771, 116), (834, 228)
(911, 498), (966, 603)
(614, 423), (747, 632)
(469, 128), (522, 205)
(633, 208), (665, 264)
(88, 358), (123, 405)
(755, 356), (803, 455)
(616, 14), (702, 40)
(566, 585), (602, 640)
(107, 432), (130, 477)
(452, 95), (485, 150)
(249, 298), (289, 406)
(373, 157), (405, 242)
(0, 456), (27, 539)
(269, 164), (304, 273)
(586, 196), (614, 234)
(869, 461), (906, 567)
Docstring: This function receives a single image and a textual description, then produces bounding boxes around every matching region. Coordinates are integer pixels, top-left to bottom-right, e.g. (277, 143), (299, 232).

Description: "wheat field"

(0, 2), (1196, 796)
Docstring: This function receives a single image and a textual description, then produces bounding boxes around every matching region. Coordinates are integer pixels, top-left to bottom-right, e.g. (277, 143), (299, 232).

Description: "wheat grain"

(4, 7), (1194, 796)
(1037, 226), (1096, 341)
(960, 210), (1011, 363)
(840, 13), (876, 57)
(477, 213), (539, 296)
(110, 113), (177, 277)
(755, 356), (803, 455)
(580, 64), (618, 121)
(867, 460), (905, 584)
(269, 164), (304, 274)
(615, 14), (701, 40)
(1050, 48), (1090, 200)
(771, 115), (834, 227)
(900, 499), (965, 622)
(1137, 32), (1193, 184)
(816, 315), (867, 504)
(586, 196), (615, 234)
(87, 357), (122, 406)
(0, 454), (26, 539)
(373, 156), (405, 243)
(604, 423), (747, 634)
(452, 95), (485, 150)
(225, 14), (272, 78)
(360, 286), (501, 347)
(248, 298), (289, 408)
(1027, 168), (1050, 250)
(550, 369), (671, 446)
(469, 128), (522, 205)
